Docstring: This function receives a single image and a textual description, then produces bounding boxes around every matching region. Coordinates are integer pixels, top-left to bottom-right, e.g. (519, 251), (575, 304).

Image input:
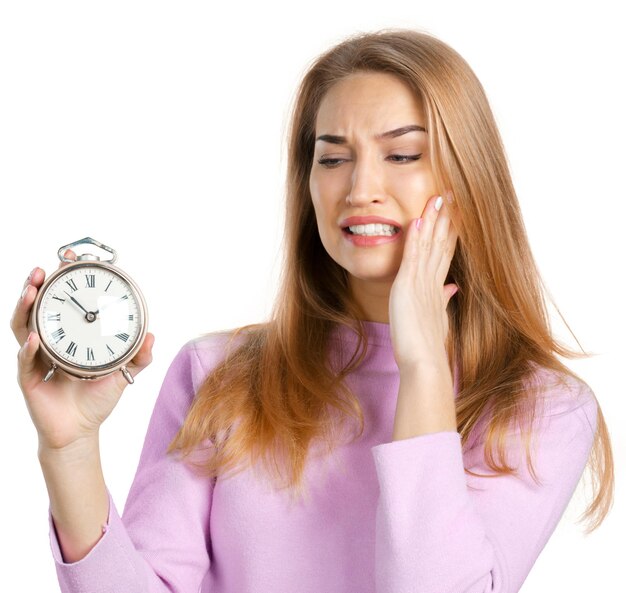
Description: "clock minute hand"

(63, 290), (91, 316)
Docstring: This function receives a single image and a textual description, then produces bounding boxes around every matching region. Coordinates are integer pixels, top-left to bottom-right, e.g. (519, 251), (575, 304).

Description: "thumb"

(444, 283), (459, 307)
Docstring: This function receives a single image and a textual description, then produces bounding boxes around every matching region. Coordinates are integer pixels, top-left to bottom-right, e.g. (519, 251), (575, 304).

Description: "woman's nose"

(346, 156), (386, 206)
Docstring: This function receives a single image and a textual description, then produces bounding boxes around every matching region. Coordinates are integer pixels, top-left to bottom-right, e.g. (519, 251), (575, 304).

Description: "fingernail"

(415, 217), (423, 230)
(27, 267), (37, 281)
(434, 196), (443, 211)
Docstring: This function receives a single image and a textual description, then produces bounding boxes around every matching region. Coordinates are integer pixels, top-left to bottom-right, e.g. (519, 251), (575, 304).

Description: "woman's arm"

(392, 364), (457, 440)
(372, 372), (598, 593)
(48, 341), (216, 593)
(39, 436), (109, 563)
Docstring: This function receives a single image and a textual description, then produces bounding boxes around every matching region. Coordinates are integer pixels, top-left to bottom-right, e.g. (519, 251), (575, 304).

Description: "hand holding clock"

(10, 250), (155, 452)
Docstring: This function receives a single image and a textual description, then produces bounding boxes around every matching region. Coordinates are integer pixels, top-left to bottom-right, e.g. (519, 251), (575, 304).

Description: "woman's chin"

(346, 264), (399, 284)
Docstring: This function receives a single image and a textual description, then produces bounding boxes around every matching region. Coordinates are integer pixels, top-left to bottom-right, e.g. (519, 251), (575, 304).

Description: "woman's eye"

(317, 157), (347, 168)
(317, 154), (422, 168)
(387, 154), (422, 163)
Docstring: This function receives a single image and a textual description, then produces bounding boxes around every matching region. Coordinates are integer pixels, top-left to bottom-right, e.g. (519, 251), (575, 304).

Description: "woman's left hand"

(389, 191), (459, 373)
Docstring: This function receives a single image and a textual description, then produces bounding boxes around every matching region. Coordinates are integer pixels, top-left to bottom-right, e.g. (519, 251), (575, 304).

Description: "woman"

(12, 28), (613, 592)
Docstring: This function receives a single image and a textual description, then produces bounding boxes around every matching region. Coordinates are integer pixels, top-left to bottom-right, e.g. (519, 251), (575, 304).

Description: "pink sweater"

(48, 321), (598, 593)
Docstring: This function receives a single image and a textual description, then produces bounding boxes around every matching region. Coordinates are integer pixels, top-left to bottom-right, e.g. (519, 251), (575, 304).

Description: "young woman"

(12, 28), (613, 593)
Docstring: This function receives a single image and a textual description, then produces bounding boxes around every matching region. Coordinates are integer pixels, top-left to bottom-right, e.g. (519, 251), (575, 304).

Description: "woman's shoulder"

(465, 364), (599, 458)
(186, 328), (243, 356)
(178, 325), (260, 389)
(526, 363), (598, 436)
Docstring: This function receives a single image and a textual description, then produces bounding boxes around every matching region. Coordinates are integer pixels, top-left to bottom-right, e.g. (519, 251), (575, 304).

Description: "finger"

(22, 266), (43, 292)
(110, 333), (154, 390)
(17, 331), (44, 390)
(415, 194), (444, 252)
(431, 191), (459, 281)
(20, 250), (75, 293)
(444, 222), (459, 262)
(401, 196), (448, 272)
(420, 194), (453, 283)
(126, 332), (155, 375)
(444, 283), (459, 308)
(58, 249), (77, 269)
(430, 199), (451, 272)
(431, 196), (451, 244)
(433, 213), (459, 286)
(398, 213), (421, 269)
(439, 214), (459, 269)
(11, 269), (45, 347)
(12, 250), (78, 347)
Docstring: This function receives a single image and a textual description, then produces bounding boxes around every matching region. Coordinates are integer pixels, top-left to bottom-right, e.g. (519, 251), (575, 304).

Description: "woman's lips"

(341, 227), (403, 247)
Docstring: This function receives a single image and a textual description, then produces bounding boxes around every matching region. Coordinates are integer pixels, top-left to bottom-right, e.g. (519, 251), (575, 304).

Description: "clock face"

(37, 264), (143, 369)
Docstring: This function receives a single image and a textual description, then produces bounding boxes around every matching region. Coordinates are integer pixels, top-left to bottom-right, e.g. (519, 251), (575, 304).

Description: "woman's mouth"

(342, 224), (403, 247)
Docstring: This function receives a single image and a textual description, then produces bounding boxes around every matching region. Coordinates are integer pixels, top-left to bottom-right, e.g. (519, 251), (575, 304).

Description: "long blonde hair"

(168, 28), (613, 534)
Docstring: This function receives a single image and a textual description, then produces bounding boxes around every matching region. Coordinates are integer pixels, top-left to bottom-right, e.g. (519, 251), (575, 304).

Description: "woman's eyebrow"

(315, 124), (427, 144)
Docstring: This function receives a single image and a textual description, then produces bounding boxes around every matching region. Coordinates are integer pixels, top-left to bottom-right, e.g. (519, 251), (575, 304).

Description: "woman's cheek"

(390, 170), (436, 211)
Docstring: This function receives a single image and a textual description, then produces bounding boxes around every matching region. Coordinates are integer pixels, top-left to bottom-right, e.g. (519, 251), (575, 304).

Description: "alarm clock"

(28, 237), (148, 384)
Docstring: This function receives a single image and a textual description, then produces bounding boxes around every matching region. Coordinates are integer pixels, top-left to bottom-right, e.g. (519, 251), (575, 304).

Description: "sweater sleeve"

(370, 373), (598, 593)
(48, 340), (215, 593)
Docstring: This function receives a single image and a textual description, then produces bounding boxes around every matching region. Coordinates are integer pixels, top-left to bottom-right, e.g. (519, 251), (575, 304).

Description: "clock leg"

(43, 364), (57, 382)
(120, 366), (134, 384)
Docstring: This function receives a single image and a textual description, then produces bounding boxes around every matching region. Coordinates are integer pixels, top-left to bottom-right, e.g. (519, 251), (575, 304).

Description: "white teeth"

(347, 223), (399, 236)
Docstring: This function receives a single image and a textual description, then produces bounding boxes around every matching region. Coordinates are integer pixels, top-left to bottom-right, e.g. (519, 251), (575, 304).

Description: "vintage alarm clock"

(28, 237), (148, 384)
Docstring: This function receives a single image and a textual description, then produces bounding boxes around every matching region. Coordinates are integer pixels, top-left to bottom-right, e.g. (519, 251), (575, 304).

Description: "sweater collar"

(328, 319), (460, 395)
(329, 319), (392, 348)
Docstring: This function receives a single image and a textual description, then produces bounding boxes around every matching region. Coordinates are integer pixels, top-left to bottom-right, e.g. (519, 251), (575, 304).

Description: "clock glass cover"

(38, 264), (142, 369)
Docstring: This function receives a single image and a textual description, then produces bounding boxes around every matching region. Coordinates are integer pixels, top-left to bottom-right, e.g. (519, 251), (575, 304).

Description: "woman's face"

(309, 71), (438, 315)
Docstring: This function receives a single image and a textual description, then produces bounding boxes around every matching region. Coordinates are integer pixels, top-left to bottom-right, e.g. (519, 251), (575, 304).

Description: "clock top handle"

(57, 237), (118, 265)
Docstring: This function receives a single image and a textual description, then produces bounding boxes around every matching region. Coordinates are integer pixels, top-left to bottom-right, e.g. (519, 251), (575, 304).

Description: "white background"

(1, 1), (623, 591)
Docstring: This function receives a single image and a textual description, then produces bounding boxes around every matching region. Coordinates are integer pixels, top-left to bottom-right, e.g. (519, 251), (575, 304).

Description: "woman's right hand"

(10, 249), (155, 452)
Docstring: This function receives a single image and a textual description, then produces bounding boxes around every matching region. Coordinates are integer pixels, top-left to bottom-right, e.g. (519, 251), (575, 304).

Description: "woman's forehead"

(315, 73), (425, 134)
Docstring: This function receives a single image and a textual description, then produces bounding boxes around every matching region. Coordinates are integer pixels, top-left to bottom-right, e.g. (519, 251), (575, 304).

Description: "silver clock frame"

(28, 259), (149, 383)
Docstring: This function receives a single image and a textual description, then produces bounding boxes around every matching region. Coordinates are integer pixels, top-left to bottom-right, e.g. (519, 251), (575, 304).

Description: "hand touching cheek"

(389, 192), (459, 372)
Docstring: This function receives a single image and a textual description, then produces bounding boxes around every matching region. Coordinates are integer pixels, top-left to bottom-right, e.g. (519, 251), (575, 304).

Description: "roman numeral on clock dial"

(66, 341), (77, 357)
(86, 347), (95, 361)
(51, 327), (65, 343)
(85, 274), (95, 288)
(116, 333), (130, 342)
(65, 279), (78, 292)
